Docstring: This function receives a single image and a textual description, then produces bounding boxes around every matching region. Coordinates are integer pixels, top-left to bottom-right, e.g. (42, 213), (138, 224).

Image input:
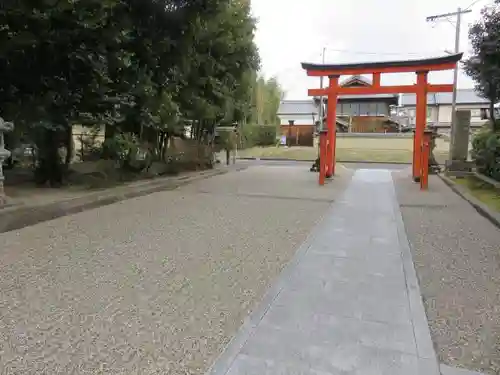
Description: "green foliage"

(0, 0), (262, 183)
(238, 125), (277, 148)
(102, 133), (138, 162)
(249, 76), (284, 126)
(238, 124), (257, 149)
(254, 126), (277, 146)
(216, 129), (237, 151)
(463, 3), (500, 131)
(102, 132), (154, 171)
(471, 128), (500, 181)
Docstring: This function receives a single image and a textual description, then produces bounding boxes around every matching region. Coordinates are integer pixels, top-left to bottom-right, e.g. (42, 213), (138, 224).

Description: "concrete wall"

(404, 104), (488, 128)
(437, 104), (486, 125)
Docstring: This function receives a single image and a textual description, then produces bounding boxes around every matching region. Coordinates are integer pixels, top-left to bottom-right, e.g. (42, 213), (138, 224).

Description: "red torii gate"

(301, 53), (463, 189)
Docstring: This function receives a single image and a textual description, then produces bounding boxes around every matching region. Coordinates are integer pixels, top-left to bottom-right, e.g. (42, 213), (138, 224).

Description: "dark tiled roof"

(302, 53), (463, 72)
(340, 75), (372, 86)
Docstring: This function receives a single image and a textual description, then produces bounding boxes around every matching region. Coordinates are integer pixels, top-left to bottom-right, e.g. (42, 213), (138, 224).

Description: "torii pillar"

(302, 53), (463, 188)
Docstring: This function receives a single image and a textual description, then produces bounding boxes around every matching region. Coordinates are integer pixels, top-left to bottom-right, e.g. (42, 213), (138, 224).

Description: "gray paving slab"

(207, 169), (441, 375)
(259, 306), (417, 355)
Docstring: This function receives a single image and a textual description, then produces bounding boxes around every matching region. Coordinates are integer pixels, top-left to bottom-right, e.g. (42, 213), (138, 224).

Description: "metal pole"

(449, 7), (461, 161)
(318, 47), (326, 131)
(316, 48), (326, 159)
(425, 8), (471, 162)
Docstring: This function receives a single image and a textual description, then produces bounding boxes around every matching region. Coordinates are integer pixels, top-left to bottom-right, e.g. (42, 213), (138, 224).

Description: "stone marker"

(446, 110), (473, 176)
(452, 110), (471, 161)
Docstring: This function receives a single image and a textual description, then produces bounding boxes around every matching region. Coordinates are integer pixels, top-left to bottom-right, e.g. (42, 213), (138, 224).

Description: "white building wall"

(438, 104), (487, 125)
(430, 106), (439, 125)
(402, 106), (438, 125)
(403, 104), (488, 127)
(278, 113), (317, 125)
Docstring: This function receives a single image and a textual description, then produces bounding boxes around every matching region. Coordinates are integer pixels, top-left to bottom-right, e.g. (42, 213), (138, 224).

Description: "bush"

(102, 133), (152, 172)
(238, 124), (255, 149)
(238, 124), (277, 149)
(471, 128), (500, 181)
(102, 133), (138, 162)
(214, 129), (237, 151)
(254, 125), (277, 146)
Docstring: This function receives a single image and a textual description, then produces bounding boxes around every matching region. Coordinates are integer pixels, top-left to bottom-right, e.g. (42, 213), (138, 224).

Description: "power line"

(269, 46), (449, 85)
(464, 0), (488, 10)
(263, 50), (324, 78)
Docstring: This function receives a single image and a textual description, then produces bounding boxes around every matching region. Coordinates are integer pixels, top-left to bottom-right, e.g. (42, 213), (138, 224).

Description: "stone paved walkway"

(207, 169), (477, 375)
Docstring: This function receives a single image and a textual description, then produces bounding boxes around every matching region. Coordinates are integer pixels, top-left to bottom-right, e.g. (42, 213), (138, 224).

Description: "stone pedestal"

(428, 126), (441, 174)
(0, 118), (14, 205)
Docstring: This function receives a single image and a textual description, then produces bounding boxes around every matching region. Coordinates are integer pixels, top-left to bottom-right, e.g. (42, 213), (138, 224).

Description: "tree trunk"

(102, 124), (116, 159)
(489, 96), (498, 131)
(158, 132), (166, 161)
(34, 128), (63, 187)
(64, 125), (73, 166)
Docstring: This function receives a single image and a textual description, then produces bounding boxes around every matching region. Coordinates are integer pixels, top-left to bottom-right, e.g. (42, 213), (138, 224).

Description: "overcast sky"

(250, 0), (489, 99)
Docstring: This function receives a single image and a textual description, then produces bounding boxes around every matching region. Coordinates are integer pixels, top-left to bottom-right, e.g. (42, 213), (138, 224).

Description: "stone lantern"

(0, 117), (14, 205)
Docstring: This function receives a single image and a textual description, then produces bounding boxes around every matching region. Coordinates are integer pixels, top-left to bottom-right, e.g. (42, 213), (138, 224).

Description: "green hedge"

(471, 128), (500, 181)
(239, 125), (277, 149)
(254, 126), (277, 146)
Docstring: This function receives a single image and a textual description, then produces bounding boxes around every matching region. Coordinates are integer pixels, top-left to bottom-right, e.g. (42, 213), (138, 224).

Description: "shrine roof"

(301, 53), (463, 72)
(340, 75), (372, 86)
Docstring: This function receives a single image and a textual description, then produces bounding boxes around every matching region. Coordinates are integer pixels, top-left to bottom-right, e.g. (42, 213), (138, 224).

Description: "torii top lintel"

(301, 53), (463, 76)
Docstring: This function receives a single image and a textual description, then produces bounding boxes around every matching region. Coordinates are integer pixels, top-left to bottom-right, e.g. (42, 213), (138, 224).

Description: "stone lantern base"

(0, 117), (14, 205)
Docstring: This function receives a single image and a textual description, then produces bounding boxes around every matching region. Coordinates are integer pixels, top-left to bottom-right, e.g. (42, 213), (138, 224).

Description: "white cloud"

(251, 0), (487, 99)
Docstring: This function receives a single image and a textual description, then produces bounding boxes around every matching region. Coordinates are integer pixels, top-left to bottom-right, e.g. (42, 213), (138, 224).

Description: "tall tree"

(463, 3), (500, 131)
(250, 76), (284, 126)
(175, 0), (260, 135)
(0, 0), (262, 183)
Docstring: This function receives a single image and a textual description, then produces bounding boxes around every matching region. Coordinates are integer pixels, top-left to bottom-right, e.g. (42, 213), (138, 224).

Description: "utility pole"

(426, 8), (471, 162)
(318, 47), (326, 131)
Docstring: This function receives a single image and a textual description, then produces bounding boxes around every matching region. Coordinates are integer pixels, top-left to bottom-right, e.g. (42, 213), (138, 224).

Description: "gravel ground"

(0, 164), (352, 375)
(393, 168), (500, 375)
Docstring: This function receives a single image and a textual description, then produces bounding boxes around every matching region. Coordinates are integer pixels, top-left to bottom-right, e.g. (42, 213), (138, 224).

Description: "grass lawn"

(238, 146), (449, 164)
(453, 176), (500, 212)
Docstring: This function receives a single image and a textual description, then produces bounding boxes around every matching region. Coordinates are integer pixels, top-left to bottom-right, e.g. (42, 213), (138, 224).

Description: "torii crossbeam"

(301, 53), (463, 189)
